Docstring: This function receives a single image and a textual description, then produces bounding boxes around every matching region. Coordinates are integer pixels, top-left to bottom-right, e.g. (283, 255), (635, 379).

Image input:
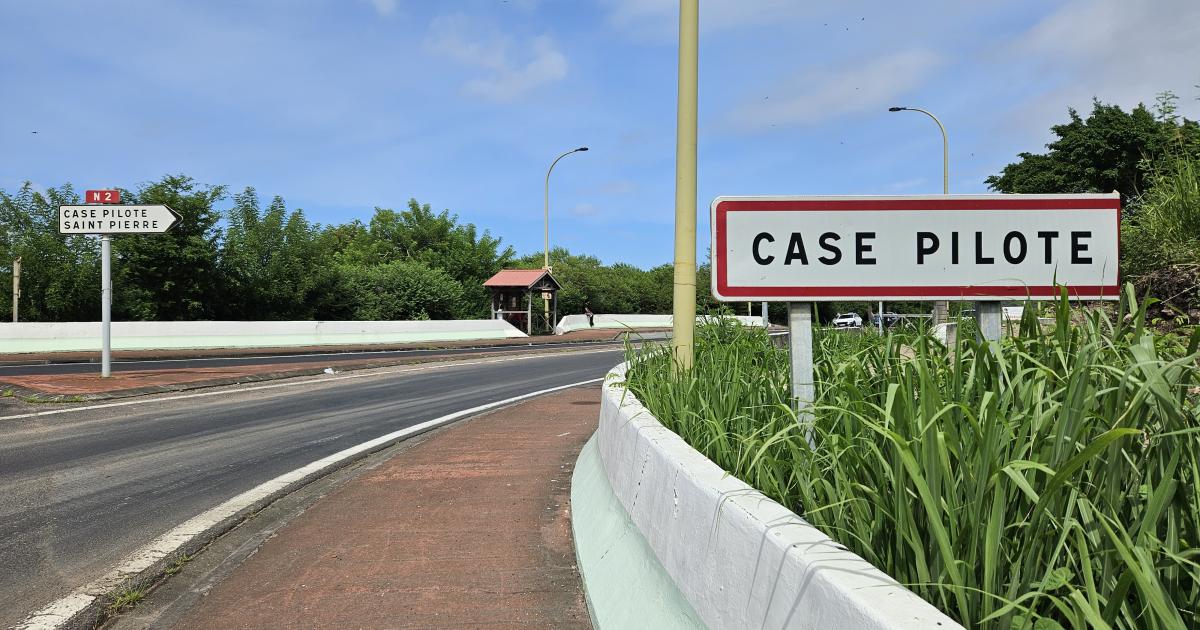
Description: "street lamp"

(544, 146), (588, 270)
(889, 105), (949, 324)
(888, 106), (948, 194)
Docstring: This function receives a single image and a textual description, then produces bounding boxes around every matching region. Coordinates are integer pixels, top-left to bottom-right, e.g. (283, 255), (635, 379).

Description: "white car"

(831, 312), (862, 328)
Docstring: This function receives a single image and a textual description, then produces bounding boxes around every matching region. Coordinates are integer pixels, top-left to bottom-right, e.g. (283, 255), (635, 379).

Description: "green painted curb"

(571, 435), (704, 629)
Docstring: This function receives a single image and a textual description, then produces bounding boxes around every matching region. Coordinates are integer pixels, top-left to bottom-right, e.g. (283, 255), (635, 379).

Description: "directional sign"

(59, 205), (182, 234)
(711, 194), (1121, 302)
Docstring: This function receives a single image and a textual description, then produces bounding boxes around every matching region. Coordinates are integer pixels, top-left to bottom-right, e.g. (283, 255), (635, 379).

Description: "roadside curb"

(15, 378), (603, 630)
(576, 362), (963, 629)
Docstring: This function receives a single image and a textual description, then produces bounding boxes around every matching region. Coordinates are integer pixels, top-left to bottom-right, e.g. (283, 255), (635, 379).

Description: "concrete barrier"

(0, 320), (527, 354)
(573, 362), (963, 630)
(555, 314), (764, 335)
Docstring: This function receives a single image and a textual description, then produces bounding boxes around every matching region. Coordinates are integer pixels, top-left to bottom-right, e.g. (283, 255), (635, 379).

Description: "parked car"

(871, 312), (901, 327)
(831, 312), (862, 328)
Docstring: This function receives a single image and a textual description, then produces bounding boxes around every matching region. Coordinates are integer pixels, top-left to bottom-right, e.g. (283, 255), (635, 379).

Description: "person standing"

(584, 306), (594, 327)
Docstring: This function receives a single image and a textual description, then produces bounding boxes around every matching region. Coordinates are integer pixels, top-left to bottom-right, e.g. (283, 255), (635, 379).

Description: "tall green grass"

(626, 286), (1200, 629)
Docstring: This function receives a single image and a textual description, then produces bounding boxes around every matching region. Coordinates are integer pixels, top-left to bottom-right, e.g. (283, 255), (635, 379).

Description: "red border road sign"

(711, 194), (1121, 302)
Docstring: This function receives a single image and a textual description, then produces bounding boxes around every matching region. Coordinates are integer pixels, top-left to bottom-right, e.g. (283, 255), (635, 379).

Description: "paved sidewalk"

(167, 385), (599, 629)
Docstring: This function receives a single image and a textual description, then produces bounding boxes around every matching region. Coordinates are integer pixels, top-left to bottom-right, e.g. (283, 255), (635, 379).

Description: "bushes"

(334, 260), (465, 321)
(1124, 157), (1200, 311)
(627, 288), (1200, 628)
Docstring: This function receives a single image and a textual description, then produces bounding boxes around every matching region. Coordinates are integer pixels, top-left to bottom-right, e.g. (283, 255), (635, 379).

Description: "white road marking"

(14, 376), (605, 629)
(0, 340), (618, 369)
(0, 348), (619, 422)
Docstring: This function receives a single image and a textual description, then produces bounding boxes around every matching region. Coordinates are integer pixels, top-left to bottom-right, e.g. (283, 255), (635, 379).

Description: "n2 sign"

(711, 194), (1120, 302)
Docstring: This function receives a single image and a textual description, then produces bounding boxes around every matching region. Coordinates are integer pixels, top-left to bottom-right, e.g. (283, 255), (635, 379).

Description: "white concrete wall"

(590, 362), (963, 630)
(0, 319), (527, 353)
(555, 314), (765, 335)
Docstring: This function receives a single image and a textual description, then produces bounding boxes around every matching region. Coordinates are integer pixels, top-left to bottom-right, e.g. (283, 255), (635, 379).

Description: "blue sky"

(2, 0), (1198, 268)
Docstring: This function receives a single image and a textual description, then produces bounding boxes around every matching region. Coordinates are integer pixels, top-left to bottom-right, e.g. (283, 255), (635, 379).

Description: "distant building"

(483, 269), (562, 335)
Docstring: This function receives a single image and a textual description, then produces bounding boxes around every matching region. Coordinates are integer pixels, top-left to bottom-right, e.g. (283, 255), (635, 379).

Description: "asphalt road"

(0, 348), (623, 628)
(0, 340), (622, 377)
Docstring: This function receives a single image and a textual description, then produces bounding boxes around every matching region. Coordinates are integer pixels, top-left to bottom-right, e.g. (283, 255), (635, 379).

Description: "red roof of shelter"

(483, 269), (557, 288)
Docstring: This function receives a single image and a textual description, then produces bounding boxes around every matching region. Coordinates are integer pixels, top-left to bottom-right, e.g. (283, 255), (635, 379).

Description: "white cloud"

(598, 180), (636, 195)
(369, 0), (397, 16)
(601, 0), (805, 38)
(425, 14), (567, 102)
(728, 49), (941, 131)
(1006, 0), (1200, 132)
(570, 202), (599, 217)
(885, 177), (927, 192)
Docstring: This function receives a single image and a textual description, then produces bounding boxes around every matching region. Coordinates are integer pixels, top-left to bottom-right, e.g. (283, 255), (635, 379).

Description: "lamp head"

(577, 146), (589, 152)
(888, 107), (905, 112)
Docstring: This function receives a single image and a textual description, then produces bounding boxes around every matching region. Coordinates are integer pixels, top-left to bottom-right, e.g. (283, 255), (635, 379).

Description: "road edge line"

(0, 348), (616, 422)
(15, 377), (604, 630)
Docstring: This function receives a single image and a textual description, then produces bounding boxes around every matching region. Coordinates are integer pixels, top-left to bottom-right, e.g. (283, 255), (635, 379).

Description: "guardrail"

(572, 362), (963, 629)
(0, 320), (527, 354)
(554, 314), (765, 335)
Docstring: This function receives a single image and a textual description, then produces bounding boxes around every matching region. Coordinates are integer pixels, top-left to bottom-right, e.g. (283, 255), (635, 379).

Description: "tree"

(0, 183), (99, 321)
(112, 175), (225, 320)
(219, 188), (332, 319)
(986, 96), (1200, 201)
(511, 248), (683, 317)
(326, 200), (514, 318)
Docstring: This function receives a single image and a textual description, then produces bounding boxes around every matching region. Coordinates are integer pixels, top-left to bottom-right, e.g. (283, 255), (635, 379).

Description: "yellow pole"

(671, 0), (698, 372)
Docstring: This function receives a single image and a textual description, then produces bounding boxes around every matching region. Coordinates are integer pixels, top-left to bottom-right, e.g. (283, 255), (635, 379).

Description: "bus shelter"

(483, 269), (562, 335)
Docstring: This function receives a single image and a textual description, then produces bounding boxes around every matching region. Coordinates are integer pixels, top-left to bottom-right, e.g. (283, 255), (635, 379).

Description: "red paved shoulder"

(174, 386), (599, 629)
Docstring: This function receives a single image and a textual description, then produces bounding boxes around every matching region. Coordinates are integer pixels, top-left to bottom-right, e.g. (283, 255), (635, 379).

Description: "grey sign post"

(59, 203), (182, 377)
(787, 302), (816, 442)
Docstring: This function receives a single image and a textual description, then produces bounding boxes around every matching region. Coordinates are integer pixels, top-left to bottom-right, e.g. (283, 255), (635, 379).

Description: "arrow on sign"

(59, 205), (183, 234)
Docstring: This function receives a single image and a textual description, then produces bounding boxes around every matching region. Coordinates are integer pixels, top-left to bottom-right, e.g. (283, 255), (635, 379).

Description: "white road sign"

(711, 194), (1120, 301)
(59, 205), (182, 234)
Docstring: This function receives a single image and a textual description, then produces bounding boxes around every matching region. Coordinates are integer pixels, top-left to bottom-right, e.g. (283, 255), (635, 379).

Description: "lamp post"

(543, 146), (587, 333)
(544, 147), (588, 271)
(889, 105), (949, 325)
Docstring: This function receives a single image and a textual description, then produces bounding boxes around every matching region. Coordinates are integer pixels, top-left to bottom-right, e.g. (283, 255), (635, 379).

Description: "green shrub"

(626, 287), (1200, 629)
(335, 260), (465, 321)
(1123, 156), (1200, 310)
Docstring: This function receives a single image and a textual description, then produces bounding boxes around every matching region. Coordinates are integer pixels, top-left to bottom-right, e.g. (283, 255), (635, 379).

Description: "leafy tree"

(112, 175), (225, 320)
(219, 188), (332, 319)
(328, 200), (513, 318)
(512, 248), (686, 318)
(0, 183), (99, 321)
(986, 96), (1200, 201)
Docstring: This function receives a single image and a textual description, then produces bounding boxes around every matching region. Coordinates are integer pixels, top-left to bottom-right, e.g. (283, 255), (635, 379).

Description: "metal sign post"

(788, 302), (815, 445)
(978, 302), (1002, 342)
(11, 257), (19, 323)
(60, 195), (181, 378)
(101, 236), (112, 377)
